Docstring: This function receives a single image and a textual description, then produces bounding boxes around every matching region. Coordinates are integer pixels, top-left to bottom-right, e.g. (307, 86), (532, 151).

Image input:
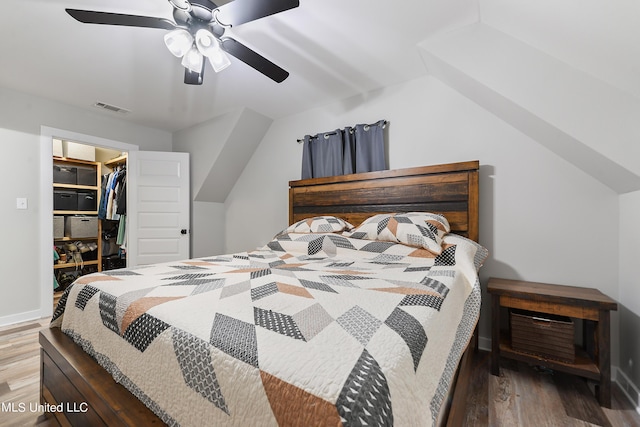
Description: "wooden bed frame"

(40, 160), (480, 426)
(289, 160), (480, 427)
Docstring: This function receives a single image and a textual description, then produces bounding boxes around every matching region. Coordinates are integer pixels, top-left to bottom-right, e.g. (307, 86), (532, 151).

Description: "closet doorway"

(40, 127), (138, 317)
(53, 145), (129, 294)
(40, 127), (191, 318)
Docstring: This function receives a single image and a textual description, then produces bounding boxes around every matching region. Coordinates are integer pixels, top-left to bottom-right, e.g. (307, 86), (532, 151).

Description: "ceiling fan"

(66, 0), (299, 85)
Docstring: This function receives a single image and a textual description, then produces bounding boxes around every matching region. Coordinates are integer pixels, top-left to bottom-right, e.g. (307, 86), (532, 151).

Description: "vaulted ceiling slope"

(419, 23), (640, 194)
(419, 0), (640, 194)
(173, 108), (272, 203)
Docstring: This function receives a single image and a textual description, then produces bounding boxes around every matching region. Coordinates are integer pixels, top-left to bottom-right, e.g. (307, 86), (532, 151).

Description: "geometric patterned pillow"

(345, 212), (450, 254)
(283, 216), (354, 234)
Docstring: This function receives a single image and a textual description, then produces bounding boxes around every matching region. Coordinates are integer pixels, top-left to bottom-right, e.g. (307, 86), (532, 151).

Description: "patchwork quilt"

(52, 232), (487, 427)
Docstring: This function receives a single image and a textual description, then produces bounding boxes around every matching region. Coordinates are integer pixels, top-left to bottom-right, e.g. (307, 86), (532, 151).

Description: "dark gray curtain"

(301, 120), (387, 179)
(354, 120), (386, 173)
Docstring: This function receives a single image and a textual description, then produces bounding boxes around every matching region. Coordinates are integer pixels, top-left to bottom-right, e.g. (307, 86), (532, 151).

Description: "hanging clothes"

(101, 169), (117, 220)
(99, 166), (127, 220)
(98, 173), (111, 219)
(99, 162), (128, 271)
(117, 214), (127, 246)
(115, 172), (127, 215)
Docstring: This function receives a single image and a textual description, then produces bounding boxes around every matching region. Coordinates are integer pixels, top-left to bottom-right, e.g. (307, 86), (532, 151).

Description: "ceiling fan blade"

(220, 37), (289, 83)
(215, 0), (299, 26)
(66, 9), (176, 30)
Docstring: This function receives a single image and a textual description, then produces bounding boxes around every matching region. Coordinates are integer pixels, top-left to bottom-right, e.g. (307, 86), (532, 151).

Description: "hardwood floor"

(1, 317), (639, 426)
(0, 318), (58, 427)
(465, 351), (640, 426)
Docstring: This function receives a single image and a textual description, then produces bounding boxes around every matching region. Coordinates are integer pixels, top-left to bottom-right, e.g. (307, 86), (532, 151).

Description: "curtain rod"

(296, 120), (388, 143)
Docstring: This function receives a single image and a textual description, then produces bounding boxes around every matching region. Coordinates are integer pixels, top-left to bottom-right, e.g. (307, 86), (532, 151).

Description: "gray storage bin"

(77, 191), (97, 211)
(65, 216), (98, 238)
(53, 164), (77, 185)
(76, 166), (97, 186)
(54, 190), (78, 211)
(53, 216), (64, 239)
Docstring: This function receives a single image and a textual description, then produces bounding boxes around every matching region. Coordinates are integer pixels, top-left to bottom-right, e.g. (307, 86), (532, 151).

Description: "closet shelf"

(54, 210), (98, 215)
(54, 236), (99, 242)
(53, 183), (98, 191)
(104, 155), (127, 168)
(54, 260), (99, 270)
(54, 156), (98, 167)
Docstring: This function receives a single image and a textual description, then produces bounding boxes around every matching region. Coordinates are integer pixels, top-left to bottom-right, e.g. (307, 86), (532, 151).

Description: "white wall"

(173, 111), (237, 200)
(620, 191), (640, 322)
(191, 201), (226, 258)
(172, 107), (273, 257)
(225, 75), (619, 361)
(173, 115), (231, 258)
(0, 87), (172, 325)
(3, 127), (43, 322)
(619, 191), (640, 395)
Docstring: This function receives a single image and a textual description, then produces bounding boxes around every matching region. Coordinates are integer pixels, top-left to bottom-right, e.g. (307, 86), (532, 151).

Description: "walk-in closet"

(52, 140), (128, 299)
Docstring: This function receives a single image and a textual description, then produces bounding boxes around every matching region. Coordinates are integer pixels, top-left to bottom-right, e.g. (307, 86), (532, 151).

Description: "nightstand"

(487, 277), (618, 407)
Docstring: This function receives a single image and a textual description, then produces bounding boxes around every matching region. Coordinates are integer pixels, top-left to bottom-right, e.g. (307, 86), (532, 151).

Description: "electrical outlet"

(16, 197), (28, 210)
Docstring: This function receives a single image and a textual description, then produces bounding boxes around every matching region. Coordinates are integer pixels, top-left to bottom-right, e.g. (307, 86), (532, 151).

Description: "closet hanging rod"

(296, 120), (388, 143)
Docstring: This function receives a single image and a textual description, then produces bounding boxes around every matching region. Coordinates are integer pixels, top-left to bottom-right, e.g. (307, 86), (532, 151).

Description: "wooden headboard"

(289, 160), (479, 242)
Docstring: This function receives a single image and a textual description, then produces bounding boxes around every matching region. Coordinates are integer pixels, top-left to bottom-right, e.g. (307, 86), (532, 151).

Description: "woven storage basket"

(510, 309), (575, 363)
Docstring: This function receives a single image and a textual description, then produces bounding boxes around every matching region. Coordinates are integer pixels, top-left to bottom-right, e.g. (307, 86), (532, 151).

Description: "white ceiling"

(2, 0), (638, 146)
(0, 0), (477, 131)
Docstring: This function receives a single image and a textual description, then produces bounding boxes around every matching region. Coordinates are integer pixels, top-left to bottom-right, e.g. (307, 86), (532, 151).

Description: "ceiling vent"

(93, 102), (131, 114)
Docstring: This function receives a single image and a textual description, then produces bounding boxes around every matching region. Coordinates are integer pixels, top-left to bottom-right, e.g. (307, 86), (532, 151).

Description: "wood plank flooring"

(0, 318), (57, 427)
(466, 352), (640, 426)
(1, 317), (639, 426)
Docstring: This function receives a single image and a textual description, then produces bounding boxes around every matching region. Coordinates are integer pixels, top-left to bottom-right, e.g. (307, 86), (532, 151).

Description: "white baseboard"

(614, 367), (640, 415)
(478, 336), (491, 352)
(0, 309), (45, 328)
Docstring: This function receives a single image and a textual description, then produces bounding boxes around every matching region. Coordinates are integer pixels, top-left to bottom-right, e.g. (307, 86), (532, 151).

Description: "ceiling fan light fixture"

(164, 29), (193, 57)
(195, 29), (231, 72)
(195, 29), (217, 54)
(181, 46), (204, 73)
(207, 50), (231, 73)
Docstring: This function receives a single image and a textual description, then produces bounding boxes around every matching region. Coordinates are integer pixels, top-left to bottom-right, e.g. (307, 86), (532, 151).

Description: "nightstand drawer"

(510, 309), (574, 363)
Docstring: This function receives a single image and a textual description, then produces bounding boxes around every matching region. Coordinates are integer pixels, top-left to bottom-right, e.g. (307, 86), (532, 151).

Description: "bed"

(40, 160), (485, 426)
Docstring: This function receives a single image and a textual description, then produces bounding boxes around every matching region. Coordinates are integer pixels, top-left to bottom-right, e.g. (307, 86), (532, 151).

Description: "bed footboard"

(39, 328), (163, 426)
(40, 326), (477, 427)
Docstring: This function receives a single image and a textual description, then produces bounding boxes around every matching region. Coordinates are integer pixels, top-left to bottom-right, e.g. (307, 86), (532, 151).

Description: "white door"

(127, 151), (190, 266)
